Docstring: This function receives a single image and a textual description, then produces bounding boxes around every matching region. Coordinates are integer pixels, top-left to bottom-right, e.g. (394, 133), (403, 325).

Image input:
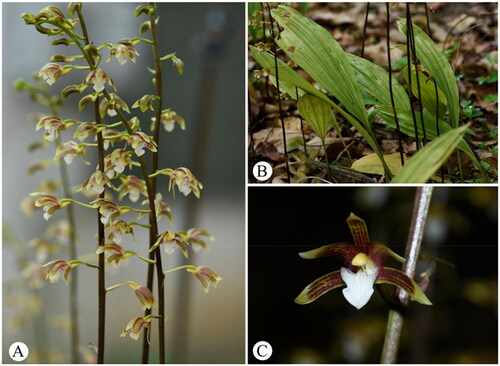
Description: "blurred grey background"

(3, 2), (245, 363)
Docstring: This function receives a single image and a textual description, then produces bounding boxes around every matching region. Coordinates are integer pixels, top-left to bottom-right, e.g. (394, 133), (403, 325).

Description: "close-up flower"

(104, 149), (132, 178)
(107, 42), (139, 65)
(31, 193), (70, 220)
(99, 93), (130, 117)
(132, 284), (156, 310)
(84, 68), (115, 93)
(43, 260), (78, 284)
(295, 213), (431, 309)
(73, 122), (106, 143)
(80, 170), (112, 194)
(180, 228), (214, 253)
(54, 140), (86, 164)
(118, 175), (147, 203)
(151, 108), (185, 132)
(96, 243), (133, 266)
(150, 230), (188, 258)
(105, 219), (134, 244)
(186, 266), (222, 294)
(91, 199), (126, 225)
(126, 131), (157, 157)
(120, 316), (152, 341)
(36, 116), (72, 142)
(168, 167), (203, 198)
(38, 62), (71, 85)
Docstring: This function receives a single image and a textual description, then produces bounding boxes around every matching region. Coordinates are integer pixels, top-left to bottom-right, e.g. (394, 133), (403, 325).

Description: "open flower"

(84, 68), (115, 93)
(150, 230), (188, 258)
(104, 149), (132, 178)
(54, 140), (86, 164)
(31, 193), (70, 220)
(132, 285), (156, 310)
(36, 116), (72, 142)
(118, 175), (147, 203)
(295, 213), (432, 309)
(38, 63), (71, 85)
(107, 42), (139, 65)
(126, 131), (157, 157)
(96, 243), (133, 266)
(186, 266), (222, 294)
(180, 228), (214, 253)
(73, 122), (106, 142)
(120, 316), (152, 341)
(43, 260), (78, 283)
(91, 199), (126, 225)
(80, 170), (112, 194)
(168, 167), (203, 198)
(106, 220), (134, 244)
(151, 109), (185, 132)
(99, 93), (130, 117)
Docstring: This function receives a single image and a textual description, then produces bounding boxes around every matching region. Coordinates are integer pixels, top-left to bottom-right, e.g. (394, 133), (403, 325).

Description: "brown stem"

(386, 3), (405, 167)
(361, 3), (370, 58)
(76, 8), (106, 363)
(407, 10), (428, 146)
(424, 3), (433, 39)
(381, 187), (433, 363)
(266, 2), (290, 181)
(141, 3), (165, 363)
(405, 4), (420, 151)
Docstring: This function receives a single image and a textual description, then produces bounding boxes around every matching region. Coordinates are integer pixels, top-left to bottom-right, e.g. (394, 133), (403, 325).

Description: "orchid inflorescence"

(295, 213), (431, 309)
(17, 2), (221, 360)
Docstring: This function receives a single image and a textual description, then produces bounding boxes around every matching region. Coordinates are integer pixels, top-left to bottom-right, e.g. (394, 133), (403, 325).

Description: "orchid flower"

(295, 213), (432, 309)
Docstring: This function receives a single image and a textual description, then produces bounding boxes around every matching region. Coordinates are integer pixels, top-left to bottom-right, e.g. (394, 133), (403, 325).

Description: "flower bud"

(67, 2), (82, 18)
(171, 56), (184, 75)
(50, 54), (71, 63)
(21, 12), (36, 25)
(52, 37), (73, 46)
(78, 93), (98, 111)
(61, 84), (88, 99)
(139, 20), (151, 34)
(84, 44), (99, 61)
(132, 94), (156, 112)
(134, 4), (153, 17)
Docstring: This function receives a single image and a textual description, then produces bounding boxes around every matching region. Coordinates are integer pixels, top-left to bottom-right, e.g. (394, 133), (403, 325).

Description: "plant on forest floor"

(17, 3), (221, 363)
(249, 3), (492, 183)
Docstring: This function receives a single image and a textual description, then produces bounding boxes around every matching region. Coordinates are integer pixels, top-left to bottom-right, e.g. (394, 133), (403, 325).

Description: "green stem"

(163, 265), (197, 275)
(60, 198), (95, 209)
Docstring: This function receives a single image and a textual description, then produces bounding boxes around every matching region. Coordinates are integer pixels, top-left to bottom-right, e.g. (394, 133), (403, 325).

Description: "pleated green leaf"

(271, 5), (368, 127)
(250, 45), (393, 178)
(347, 54), (410, 110)
(297, 94), (332, 142)
(398, 19), (459, 127)
(401, 64), (448, 119)
(391, 123), (470, 183)
(376, 105), (476, 163)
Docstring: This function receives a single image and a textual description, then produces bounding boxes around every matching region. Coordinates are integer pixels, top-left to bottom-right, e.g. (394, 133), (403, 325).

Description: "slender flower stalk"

(142, 3), (165, 362)
(381, 187), (433, 363)
(74, 7), (107, 363)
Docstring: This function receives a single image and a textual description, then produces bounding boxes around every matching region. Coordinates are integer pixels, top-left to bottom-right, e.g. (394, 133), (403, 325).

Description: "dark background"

(249, 187), (498, 363)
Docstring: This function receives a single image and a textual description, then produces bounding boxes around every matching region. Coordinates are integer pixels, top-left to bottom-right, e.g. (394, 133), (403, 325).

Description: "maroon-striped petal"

(367, 241), (405, 268)
(375, 267), (432, 305)
(295, 270), (345, 305)
(347, 213), (370, 252)
(299, 242), (360, 266)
